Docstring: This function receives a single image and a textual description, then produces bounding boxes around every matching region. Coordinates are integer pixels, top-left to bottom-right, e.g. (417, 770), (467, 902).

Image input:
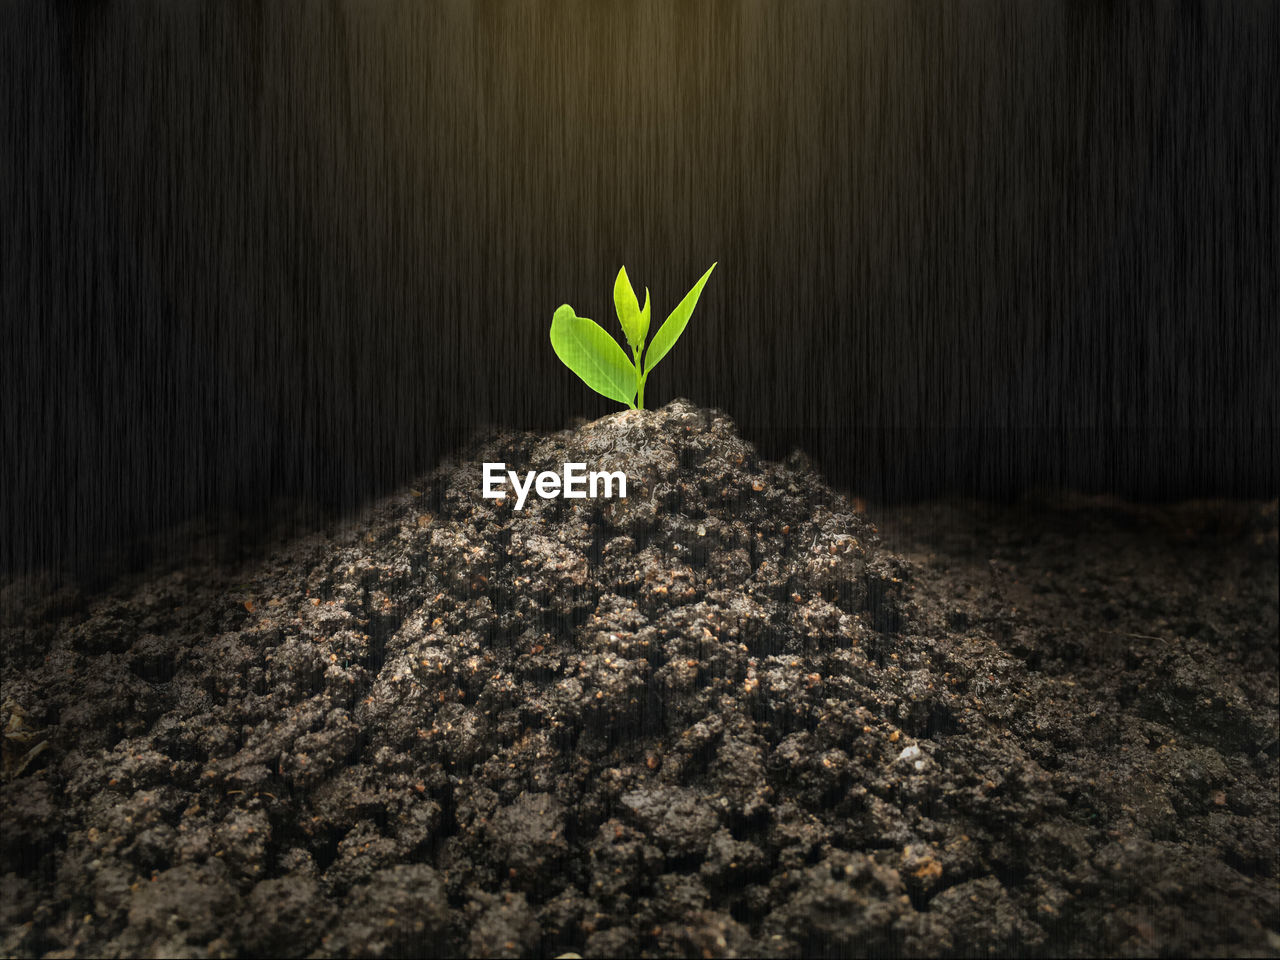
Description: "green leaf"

(641, 288), (650, 346)
(550, 305), (637, 407)
(644, 262), (716, 376)
(613, 266), (646, 351)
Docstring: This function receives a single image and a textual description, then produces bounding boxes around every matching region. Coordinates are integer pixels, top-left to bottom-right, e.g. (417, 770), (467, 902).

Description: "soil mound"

(3, 401), (1277, 957)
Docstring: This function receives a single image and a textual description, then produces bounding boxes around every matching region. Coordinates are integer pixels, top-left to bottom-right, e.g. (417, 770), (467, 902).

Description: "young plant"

(550, 262), (716, 410)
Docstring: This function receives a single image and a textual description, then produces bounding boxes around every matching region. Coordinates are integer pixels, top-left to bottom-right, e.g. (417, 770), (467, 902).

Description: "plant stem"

(632, 347), (645, 410)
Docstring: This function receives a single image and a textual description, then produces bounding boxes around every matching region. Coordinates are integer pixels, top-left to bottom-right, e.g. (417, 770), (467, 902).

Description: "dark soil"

(3, 401), (1277, 958)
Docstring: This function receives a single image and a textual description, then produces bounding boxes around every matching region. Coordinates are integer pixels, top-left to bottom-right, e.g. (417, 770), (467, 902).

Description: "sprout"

(550, 263), (717, 409)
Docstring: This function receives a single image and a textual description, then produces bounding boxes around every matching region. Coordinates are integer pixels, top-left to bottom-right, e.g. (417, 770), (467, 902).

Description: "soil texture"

(3, 401), (1277, 957)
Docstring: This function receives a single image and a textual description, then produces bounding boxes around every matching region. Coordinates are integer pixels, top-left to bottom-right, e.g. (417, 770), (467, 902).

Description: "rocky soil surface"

(3, 401), (1277, 957)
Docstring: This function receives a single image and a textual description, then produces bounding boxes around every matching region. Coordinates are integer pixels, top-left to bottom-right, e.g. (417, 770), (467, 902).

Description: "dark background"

(3, 0), (1276, 578)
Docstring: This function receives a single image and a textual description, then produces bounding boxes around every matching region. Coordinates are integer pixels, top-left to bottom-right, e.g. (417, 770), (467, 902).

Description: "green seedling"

(550, 262), (716, 409)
